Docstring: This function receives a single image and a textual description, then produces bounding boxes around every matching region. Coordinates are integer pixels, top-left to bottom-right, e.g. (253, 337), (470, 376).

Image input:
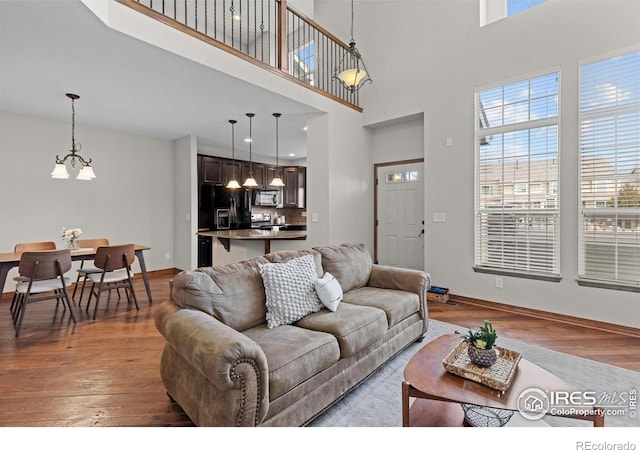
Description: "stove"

(250, 213), (272, 229)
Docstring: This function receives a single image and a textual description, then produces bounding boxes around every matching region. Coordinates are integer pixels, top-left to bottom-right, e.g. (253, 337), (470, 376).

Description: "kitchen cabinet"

(282, 166), (306, 208)
(198, 154), (305, 203)
(201, 155), (224, 185)
(222, 159), (242, 185)
(264, 166), (278, 186)
(198, 235), (213, 267)
(241, 162), (266, 187)
(242, 162), (278, 188)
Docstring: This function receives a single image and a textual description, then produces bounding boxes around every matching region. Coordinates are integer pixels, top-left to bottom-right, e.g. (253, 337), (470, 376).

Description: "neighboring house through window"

(579, 50), (640, 289)
(475, 71), (560, 278)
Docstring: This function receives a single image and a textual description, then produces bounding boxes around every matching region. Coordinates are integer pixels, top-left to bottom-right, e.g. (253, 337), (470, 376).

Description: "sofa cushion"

(242, 324), (340, 400)
(260, 255), (323, 328)
(193, 257), (270, 331)
(342, 286), (420, 329)
(265, 249), (323, 277)
(295, 303), (387, 358)
(313, 244), (372, 292)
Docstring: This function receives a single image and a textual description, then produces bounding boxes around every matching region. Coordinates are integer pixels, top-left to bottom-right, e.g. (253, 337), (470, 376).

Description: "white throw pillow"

(314, 272), (343, 312)
(260, 255), (323, 328)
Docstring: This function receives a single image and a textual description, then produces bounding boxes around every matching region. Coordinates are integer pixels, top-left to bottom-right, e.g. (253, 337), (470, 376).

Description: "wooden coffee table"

(402, 333), (605, 427)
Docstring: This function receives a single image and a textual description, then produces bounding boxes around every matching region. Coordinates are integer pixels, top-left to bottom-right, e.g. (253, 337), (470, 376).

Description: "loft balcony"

(116, 0), (363, 111)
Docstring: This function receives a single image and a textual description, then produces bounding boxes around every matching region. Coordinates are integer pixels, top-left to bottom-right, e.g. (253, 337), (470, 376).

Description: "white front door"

(376, 162), (425, 270)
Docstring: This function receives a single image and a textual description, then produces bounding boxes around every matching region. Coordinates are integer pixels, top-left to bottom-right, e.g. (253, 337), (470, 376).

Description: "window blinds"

(579, 51), (640, 285)
(475, 72), (560, 276)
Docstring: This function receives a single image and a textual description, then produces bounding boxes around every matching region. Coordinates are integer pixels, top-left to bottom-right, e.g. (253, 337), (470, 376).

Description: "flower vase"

(67, 240), (79, 251)
(467, 345), (498, 368)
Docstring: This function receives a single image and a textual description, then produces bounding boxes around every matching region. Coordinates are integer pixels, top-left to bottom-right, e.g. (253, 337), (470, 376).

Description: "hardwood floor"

(0, 270), (638, 426)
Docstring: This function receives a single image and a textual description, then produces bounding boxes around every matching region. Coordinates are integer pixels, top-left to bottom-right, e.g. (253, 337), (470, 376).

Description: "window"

(579, 50), (640, 288)
(515, 182), (529, 194)
(507, 0), (547, 16)
(289, 41), (314, 86)
(481, 0), (548, 26)
(386, 171), (418, 183)
(475, 72), (560, 278)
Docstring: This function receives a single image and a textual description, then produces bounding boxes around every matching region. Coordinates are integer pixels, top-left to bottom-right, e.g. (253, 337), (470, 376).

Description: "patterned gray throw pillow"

(260, 254), (323, 328)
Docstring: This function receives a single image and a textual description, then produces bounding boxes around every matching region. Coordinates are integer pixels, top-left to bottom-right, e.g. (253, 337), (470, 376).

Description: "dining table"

(0, 244), (153, 304)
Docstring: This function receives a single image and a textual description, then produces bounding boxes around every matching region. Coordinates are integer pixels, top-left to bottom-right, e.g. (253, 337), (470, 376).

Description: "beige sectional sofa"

(154, 243), (431, 426)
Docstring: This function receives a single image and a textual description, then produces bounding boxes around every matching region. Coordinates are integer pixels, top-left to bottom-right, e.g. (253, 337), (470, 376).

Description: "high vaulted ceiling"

(0, 0), (317, 160)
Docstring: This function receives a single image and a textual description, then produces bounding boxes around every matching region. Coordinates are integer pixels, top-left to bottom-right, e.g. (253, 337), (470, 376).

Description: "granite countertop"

(197, 229), (307, 240)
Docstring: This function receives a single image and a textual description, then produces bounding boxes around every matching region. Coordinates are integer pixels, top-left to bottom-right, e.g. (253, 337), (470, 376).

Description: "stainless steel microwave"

(254, 189), (280, 206)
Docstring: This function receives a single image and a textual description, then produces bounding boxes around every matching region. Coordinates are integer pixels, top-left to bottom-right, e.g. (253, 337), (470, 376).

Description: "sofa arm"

(155, 300), (269, 426)
(367, 265), (431, 329)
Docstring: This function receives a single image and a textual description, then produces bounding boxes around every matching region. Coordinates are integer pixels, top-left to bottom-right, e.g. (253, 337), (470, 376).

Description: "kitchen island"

(198, 229), (307, 255)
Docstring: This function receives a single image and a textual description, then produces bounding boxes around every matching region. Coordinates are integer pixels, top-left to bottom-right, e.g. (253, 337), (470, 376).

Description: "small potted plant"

(462, 320), (498, 367)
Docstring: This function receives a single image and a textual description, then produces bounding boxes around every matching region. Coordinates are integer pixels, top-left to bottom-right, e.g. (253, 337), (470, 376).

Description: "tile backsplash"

(253, 206), (307, 225)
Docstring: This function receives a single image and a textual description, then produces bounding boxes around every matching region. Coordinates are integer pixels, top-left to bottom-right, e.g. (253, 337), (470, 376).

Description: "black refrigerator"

(198, 184), (252, 231)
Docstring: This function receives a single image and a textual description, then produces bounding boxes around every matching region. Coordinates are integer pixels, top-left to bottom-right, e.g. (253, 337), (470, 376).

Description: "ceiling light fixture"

(333, 0), (372, 93)
(269, 113), (285, 187)
(243, 113), (258, 187)
(226, 119), (241, 189)
(51, 93), (96, 180)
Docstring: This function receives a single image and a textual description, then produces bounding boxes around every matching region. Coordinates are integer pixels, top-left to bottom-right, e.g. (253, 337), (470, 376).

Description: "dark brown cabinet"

(198, 154), (305, 207)
(201, 156), (224, 185)
(222, 159), (242, 185)
(282, 166), (306, 208)
(265, 166), (277, 185)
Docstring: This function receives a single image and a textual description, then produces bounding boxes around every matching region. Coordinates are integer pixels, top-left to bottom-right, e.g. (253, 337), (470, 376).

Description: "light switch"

(311, 212), (319, 222)
(446, 137), (453, 147)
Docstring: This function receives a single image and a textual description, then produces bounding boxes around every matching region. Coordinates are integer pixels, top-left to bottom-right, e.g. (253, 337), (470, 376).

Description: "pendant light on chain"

(269, 113), (285, 187)
(226, 119), (241, 189)
(51, 93), (96, 180)
(243, 113), (259, 187)
(333, 0), (372, 92)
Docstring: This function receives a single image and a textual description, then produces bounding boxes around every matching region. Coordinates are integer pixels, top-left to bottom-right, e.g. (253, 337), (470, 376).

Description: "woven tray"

(442, 340), (522, 393)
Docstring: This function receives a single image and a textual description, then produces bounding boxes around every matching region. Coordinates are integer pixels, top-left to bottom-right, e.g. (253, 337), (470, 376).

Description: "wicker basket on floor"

(427, 286), (449, 303)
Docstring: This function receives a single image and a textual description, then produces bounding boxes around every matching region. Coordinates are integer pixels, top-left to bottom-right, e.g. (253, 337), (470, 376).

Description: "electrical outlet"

(495, 277), (503, 288)
(165, 252), (171, 260)
(433, 212), (446, 223)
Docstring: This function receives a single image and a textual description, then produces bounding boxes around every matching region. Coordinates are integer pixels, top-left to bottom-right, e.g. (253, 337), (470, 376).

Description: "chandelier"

(51, 93), (96, 180)
(333, 0), (372, 92)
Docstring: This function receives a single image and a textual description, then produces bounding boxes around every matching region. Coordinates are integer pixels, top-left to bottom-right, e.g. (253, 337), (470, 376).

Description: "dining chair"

(14, 241), (57, 253)
(72, 238), (110, 305)
(10, 241), (57, 314)
(85, 244), (138, 320)
(13, 249), (76, 337)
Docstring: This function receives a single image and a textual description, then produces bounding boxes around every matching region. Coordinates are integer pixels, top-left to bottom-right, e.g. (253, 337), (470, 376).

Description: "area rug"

(309, 319), (640, 427)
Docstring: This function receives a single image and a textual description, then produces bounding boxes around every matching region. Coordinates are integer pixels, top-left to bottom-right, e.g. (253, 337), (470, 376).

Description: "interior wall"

(371, 117), (424, 164)
(173, 135), (197, 272)
(0, 111), (175, 292)
(96, 0), (374, 262)
(316, 0), (640, 328)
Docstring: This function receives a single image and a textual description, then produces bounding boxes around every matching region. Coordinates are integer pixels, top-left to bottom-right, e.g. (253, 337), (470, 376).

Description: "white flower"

(61, 227), (82, 241)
